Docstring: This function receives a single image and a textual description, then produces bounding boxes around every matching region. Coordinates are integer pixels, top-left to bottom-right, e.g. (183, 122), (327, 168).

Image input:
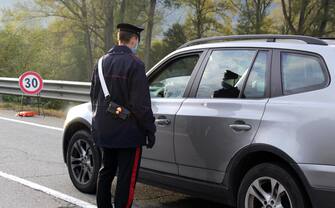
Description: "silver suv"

(62, 35), (335, 208)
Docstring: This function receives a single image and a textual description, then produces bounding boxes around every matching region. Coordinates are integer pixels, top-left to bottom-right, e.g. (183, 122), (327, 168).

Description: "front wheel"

(66, 130), (101, 194)
(237, 163), (308, 208)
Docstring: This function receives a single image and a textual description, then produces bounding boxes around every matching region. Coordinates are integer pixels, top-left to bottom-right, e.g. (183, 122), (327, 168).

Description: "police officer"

(89, 23), (156, 208)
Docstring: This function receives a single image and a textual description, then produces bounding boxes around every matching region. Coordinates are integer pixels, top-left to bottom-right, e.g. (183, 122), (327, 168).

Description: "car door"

(174, 49), (271, 183)
(141, 50), (206, 174)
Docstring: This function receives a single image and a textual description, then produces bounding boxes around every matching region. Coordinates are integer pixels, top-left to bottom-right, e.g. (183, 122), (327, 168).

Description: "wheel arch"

(62, 118), (92, 164)
(224, 143), (313, 207)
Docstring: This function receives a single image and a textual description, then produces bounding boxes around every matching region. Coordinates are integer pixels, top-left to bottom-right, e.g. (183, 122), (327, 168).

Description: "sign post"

(18, 71), (44, 116)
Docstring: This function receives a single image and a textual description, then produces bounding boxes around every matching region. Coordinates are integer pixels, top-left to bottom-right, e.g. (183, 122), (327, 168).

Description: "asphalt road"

(0, 109), (230, 208)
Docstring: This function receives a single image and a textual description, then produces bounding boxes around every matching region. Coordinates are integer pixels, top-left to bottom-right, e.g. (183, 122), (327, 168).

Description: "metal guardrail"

(0, 77), (91, 102)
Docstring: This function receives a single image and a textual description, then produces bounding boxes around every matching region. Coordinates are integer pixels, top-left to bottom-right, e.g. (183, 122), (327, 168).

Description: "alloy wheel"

(69, 138), (94, 185)
(245, 176), (293, 208)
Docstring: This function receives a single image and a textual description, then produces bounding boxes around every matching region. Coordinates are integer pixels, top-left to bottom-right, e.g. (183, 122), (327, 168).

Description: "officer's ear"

(129, 35), (139, 47)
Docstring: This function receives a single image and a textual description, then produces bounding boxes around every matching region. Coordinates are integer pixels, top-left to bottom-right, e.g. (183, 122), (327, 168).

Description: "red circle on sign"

(19, 71), (44, 95)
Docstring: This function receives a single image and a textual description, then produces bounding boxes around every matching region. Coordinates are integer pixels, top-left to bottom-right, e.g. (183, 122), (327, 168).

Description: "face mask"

(131, 41), (139, 54)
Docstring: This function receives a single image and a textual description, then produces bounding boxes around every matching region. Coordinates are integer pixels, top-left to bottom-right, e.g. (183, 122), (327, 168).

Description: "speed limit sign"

(19, 71), (43, 95)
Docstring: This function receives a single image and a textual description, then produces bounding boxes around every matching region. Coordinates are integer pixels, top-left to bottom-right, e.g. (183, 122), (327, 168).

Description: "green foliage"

(280, 0), (335, 35)
(178, 0), (233, 39)
(2, 94), (80, 111)
(164, 23), (187, 51)
(148, 23), (188, 68)
(235, 0), (274, 34)
(0, 0), (335, 84)
(2, 95), (21, 103)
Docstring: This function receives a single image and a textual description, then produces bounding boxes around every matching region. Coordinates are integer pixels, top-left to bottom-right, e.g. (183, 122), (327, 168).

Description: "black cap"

(117, 23), (144, 41)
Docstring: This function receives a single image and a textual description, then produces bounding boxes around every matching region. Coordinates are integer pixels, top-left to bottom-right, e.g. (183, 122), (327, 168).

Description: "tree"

(182, 0), (218, 39)
(5, 0), (320, 84)
(311, 0), (335, 36)
(10, 0), (117, 79)
(55, 0), (95, 79)
(0, 22), (86, 80)
(144, 0), (157, 67)
(103, 0), (115, 51)
(119, 0), (126, 23)
(163, 23), (187, 53)
(149, 23), (187, 68)
(281, 0), (335, 35)
(177, 0), (232, 39)
(233, 0), (274, 34)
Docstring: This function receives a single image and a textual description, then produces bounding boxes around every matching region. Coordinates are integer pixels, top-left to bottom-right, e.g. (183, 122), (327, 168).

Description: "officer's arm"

(128, 62), (156, 136)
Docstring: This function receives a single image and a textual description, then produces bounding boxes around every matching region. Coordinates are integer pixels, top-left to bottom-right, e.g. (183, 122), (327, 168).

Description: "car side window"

(242, 51), (269, 99)
(281, 52), (328, 95)
(196, 50), (257, 98)
(149, 54), (199, 98)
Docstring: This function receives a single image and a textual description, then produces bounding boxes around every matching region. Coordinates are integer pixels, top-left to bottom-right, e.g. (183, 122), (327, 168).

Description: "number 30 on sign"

(19, 71), (43, 95)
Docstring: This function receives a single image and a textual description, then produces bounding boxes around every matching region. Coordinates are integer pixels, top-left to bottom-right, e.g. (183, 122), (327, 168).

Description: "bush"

(1, 94), (81, 110)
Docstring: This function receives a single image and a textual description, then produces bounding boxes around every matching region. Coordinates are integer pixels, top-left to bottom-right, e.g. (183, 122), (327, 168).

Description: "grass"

(0, 102), (66, 118)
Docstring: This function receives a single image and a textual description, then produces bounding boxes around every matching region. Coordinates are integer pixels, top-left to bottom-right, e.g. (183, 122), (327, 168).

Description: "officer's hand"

(146, 134), (155, 149)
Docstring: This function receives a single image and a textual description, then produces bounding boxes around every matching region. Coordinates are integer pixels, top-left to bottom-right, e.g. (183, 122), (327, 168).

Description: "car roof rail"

(319, 38), (335, 45)
(178, 34), (328, 49)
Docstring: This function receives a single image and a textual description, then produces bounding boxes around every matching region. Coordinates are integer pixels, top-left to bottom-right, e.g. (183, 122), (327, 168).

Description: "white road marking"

(0, 170), (96, 208)
(0, 116), (63, 131)
(0, 116), (95, 207)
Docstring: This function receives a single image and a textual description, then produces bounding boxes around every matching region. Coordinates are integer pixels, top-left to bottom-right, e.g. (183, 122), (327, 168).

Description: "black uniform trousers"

(97, 146), (142, 208)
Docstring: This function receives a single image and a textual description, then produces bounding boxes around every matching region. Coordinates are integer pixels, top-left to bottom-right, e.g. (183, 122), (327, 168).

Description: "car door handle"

(229, 122), (251, 132)
(155, 116), (171, 126)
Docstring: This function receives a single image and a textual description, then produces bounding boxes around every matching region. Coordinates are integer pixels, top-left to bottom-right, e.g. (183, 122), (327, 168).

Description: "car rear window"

(281, 52), (328, 95)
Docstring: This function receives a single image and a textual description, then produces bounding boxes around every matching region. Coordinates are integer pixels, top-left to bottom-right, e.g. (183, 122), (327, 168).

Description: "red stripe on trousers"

(126, 147), (141, 208)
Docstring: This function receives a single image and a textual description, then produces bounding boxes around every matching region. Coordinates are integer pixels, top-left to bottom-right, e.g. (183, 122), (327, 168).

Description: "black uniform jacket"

(90, 45), (156, 148)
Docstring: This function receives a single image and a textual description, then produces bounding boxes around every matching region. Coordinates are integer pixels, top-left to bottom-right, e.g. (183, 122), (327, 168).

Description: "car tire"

(237, 163), (308, 208)
(66, 130), (101, 194)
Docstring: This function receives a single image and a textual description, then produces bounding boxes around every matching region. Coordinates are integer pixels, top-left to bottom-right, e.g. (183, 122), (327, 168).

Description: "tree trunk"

(255, 0), (261, 33)
(195, 0), (202, 38)
(84, 28), (94, 80)
(104, 0), (115, 51)
(81, 0), (94, 80)
(281, 0), (297, 34)
(297, 0), (308, 34)
(120, 0), (127, 23)
(318, 0), (330, 36)
(144, 0), (157, 68)
(57, 0), (94, 80)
